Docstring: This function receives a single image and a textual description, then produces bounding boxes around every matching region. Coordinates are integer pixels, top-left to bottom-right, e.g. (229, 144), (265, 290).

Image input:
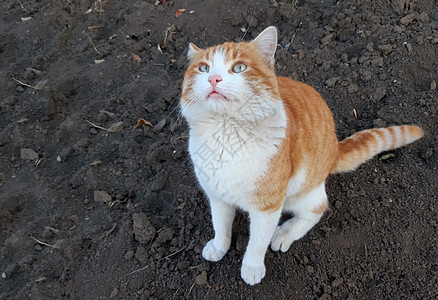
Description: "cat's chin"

(208, 92), (227, 101)
(204, 95), (238, 115)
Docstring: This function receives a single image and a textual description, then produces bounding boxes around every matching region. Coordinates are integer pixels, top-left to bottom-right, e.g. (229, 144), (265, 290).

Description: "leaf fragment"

(133, 118), (153, 131)
(175, 8), (186, 18)
(379, 153), (395, 161)
(131, 53), (141, 63)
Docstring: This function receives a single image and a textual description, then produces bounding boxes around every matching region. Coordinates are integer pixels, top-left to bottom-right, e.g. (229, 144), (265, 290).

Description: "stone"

(321, 34), (334, 45)
(94, 191), (112, 203)
(195, 271), (208, 285)
(325, 77), (340, 88)
(347, 84), (358, 94)
(377, 44), (392, 54)
(400, 14), (416, 26)
(20, 148), (38, 160)
(132, 213), (156, 244)
(124, 250), (135, 260)
(373, 87), (386, 101)
(135, 246), (149, 263)
(419, 12), (429, 22)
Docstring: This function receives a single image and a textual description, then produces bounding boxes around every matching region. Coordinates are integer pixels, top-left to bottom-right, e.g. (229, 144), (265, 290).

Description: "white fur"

(382, 128), (393, 149)
(393, 126), (403, 148)
(272, 183), (327, 252)
(372, 130), (385, 152)
(286, 167), (307, 196)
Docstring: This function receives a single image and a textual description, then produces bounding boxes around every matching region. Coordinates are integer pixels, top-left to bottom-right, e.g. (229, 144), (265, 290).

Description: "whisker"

(164, 92), (183, 121)
(238, 16), (253, 43)
(178, 97), (197, 123)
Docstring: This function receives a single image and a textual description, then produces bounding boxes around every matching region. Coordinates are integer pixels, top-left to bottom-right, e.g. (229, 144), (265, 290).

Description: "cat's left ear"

(251, 26), (278, 66)
(187, 43), (200, 61)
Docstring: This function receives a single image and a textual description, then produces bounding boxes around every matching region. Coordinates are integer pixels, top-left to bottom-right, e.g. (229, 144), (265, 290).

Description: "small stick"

(186, 282), (196, 299)
(172, 286), (182, 300)
(30, 236), (55, 248)
(120, 264), (150, 279)
(87, 35), (101, 55)
(100, 223), (117, 239)
(161, 248), (183, 261)
(18, 0), (27, 12)
(119, 248), (183, 279)
(85, 120), (109, 131)
(12, 77), (37, 89)
(290, 33), (296, 46)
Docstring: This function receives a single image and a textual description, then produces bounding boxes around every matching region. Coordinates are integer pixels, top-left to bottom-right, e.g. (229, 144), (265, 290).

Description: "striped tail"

(331, 125), (424, 173)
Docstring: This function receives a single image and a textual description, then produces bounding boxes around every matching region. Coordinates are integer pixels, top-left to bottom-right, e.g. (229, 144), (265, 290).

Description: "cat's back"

(276, 76), (339, 186)
(276, 76), (335, 131)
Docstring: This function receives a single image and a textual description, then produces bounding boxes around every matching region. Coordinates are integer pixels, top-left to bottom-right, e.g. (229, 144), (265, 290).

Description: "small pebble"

(400, 14), (416, 26)
(20, 148), (38, 160)
(94, 190), (112, 203)
(195, 271), (208, 285)
(347, 84), (358, 94)
(124, 250), (135, 260)
(331, 277), (344, 288)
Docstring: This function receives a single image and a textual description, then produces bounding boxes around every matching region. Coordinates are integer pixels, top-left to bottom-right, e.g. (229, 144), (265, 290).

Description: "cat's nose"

(208, 74), (223, 88)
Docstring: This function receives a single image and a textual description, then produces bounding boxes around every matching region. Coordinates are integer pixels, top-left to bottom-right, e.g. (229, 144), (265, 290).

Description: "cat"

(180, 26), (424, 285)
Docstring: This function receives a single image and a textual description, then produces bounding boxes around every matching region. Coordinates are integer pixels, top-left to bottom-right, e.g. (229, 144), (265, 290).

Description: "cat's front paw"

(241, 263), (266, 285)
(202, 240), (228, 262)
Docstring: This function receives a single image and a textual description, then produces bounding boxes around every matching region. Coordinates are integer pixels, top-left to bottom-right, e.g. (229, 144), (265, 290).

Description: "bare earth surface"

(1, 0), (437, 299)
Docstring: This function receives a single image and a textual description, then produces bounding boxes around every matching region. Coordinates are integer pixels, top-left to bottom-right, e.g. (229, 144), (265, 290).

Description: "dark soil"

(1, 0), (437, 299)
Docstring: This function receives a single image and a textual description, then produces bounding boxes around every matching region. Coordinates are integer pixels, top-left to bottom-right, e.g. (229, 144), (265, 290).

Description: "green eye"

(232, 63), (247, 73)
(199, 64), (210, 72)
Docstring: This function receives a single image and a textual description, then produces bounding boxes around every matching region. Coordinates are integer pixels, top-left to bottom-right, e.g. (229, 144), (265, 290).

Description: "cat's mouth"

(208, 91), (227, 101)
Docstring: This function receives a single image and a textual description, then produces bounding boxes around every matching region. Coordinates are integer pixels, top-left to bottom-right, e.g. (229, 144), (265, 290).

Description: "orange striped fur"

(332, 125), (424, 173)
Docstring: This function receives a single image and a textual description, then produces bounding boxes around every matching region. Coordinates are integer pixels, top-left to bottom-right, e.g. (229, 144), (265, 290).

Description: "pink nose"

(208, 74), (223, 88)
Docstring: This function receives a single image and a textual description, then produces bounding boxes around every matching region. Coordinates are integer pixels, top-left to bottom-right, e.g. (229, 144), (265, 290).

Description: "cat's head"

(181, 26), (281, 123)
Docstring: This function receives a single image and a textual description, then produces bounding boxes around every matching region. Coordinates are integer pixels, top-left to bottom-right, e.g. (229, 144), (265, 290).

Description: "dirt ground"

(1, 0), (437, 299)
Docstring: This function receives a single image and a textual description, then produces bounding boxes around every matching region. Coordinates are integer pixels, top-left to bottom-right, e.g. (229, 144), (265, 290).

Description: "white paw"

(270, 224), (296, 252)
(241, 263), (266, 285)
(202, 240), (227, 262)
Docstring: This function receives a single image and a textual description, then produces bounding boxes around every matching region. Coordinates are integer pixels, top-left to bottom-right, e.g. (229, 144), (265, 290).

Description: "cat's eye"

(199, 64), (210, 73)
(232, 63), (247, 73)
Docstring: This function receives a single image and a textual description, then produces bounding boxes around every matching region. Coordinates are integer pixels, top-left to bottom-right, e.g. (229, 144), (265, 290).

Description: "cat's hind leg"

(202, 198), (236, 262)
(271, 183), (327, 252)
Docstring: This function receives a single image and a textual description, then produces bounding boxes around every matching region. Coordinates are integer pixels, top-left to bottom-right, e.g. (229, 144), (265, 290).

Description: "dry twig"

(18, 0), (27, 12)
(12, 77), (37, 89)
(119, 248), (183, 280)
(30, 236), (55, 248)
(85, 120), (109, 131)
(88, 35), (101, 55)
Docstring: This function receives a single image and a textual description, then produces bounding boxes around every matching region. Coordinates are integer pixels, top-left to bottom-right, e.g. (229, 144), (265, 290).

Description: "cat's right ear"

(187, 43), (200, 61)
(251, 26), (278, 66)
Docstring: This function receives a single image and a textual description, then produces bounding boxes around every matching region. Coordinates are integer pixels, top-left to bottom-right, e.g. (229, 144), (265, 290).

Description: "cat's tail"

(331, 125), (424, 174)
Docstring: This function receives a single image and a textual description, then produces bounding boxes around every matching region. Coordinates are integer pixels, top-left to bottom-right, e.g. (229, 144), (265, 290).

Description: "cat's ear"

(251, 26), (278, 65)
(187, 43), (200, 61)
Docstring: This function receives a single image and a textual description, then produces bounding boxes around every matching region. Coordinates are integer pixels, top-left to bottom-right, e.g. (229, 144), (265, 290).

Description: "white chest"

(188, 119), (285, 209)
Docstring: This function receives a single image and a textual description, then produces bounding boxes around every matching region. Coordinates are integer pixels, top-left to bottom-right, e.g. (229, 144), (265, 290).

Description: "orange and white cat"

(180, 26), (424, 285)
